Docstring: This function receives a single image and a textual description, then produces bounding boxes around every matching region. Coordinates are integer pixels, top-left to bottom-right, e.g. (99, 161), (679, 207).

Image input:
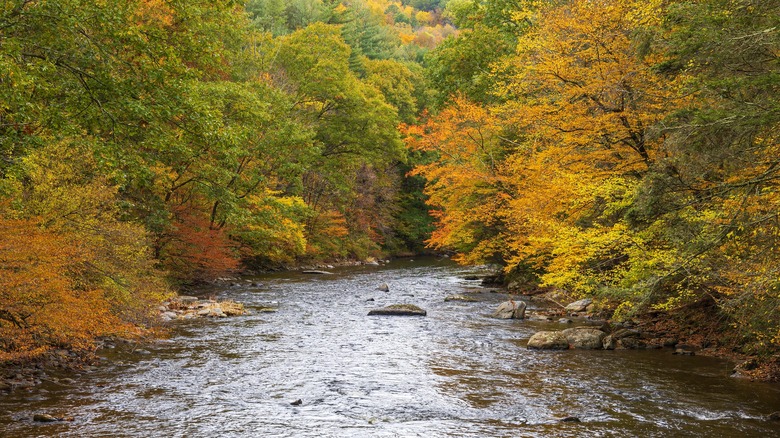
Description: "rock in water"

(444, 295), (478, 302)
(603, 328), (642, 350)
(377, 283), (390, 292)
(564, 298), (593, 313)
(527, 331), (569, 350)
(290, 399), (303, 406)
(562, 327), (606, 349)
(368, 304), (427, 316)
(492, 301), (527, 319)
(33, 413), (59, 422)
(302, 270), (333, 275)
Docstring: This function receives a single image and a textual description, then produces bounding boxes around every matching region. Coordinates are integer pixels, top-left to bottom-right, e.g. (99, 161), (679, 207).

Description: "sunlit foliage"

(412, 0), (780, 353)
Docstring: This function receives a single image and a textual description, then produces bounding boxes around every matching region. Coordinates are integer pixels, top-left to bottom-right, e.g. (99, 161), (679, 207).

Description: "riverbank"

(525, 289), (780, 382)
(3, 257), (778, 436)
(3, 256), (777, 400)
(0, 256), (399, 393)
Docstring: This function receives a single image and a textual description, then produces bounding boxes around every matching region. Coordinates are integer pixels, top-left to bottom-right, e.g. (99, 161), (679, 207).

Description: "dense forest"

(1, 0), (779, 374)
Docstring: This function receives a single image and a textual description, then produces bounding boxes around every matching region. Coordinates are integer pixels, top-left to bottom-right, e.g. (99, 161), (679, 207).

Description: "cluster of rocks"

(471, 294), (696, 354)
(159, 296), (249, 321)
(526, 325), (694, 353)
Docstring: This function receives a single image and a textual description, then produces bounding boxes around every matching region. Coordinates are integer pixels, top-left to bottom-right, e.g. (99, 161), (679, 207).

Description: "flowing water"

(2, 258), (779, 437)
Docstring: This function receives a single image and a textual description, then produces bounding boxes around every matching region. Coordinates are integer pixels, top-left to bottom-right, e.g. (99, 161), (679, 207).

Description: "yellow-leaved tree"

(403, 97), (512, 264)
(495, 0), (679, 297)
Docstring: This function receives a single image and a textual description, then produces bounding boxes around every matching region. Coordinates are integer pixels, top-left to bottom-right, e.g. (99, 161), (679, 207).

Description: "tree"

(403, 97), (510, 264)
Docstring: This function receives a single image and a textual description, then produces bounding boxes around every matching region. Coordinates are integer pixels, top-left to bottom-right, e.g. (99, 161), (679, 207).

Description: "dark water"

(2, 258), (779, 437)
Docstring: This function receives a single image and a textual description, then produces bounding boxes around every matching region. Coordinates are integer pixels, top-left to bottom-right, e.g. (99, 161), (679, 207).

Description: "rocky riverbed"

(2, 259), (779, 437)
(158, 295), (249, 321)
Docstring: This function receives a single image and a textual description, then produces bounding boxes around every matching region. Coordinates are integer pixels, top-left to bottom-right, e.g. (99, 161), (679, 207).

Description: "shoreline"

(3, 260), (778, 397)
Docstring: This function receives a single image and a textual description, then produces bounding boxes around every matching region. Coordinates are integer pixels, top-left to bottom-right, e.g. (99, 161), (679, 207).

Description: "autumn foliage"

(0, 0), (437, 363)
(0, 216), (125, 361)
(412, 0), (780, 354)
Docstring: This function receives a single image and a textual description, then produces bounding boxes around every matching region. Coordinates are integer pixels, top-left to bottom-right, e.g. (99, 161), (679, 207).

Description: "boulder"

(377, 283), (390, 292)
(302, 270), (333, 275)
(492, 301), (527, 319)
(564, 298), (593, 313)
(444, 294), (478, 303)
(368, 304), (427, 317)
(562, 327), (606, 349)
(603, 328), (641, 350)
(527, 331), (570, 350)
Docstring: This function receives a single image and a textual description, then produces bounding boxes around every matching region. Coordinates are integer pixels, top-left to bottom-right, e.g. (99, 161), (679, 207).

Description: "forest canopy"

(1, 0), (779, 365)
(412, 0), (780, 355)
(0, 0), (440, 362)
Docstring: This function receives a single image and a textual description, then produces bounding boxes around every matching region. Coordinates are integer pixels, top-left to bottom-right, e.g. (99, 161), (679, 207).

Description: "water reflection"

(1, 258), (778, 437)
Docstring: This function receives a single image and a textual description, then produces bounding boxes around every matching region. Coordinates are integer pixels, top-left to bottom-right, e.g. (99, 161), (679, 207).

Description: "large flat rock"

(368, 304), (427, 316)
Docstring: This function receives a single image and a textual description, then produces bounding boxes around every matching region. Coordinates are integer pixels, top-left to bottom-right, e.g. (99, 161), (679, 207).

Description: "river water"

(2, 258), (779, 437)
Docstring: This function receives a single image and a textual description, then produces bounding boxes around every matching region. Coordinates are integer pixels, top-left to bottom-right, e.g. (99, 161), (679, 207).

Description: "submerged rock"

(527, 331), (569, 350)
(33, 414), (60, 422)
(253, 306), (278, 313)
(492, 301), (527, 319)
(368, 304), (427, 317)
(444, 294), (478, 303)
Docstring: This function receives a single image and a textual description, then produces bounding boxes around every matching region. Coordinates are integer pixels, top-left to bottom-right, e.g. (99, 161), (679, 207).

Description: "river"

(1, 258), (779, 437)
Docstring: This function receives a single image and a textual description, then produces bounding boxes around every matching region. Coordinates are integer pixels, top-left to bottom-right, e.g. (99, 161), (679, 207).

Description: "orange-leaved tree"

(403, 96), (512, 264)
(0, 215), (125, 362)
